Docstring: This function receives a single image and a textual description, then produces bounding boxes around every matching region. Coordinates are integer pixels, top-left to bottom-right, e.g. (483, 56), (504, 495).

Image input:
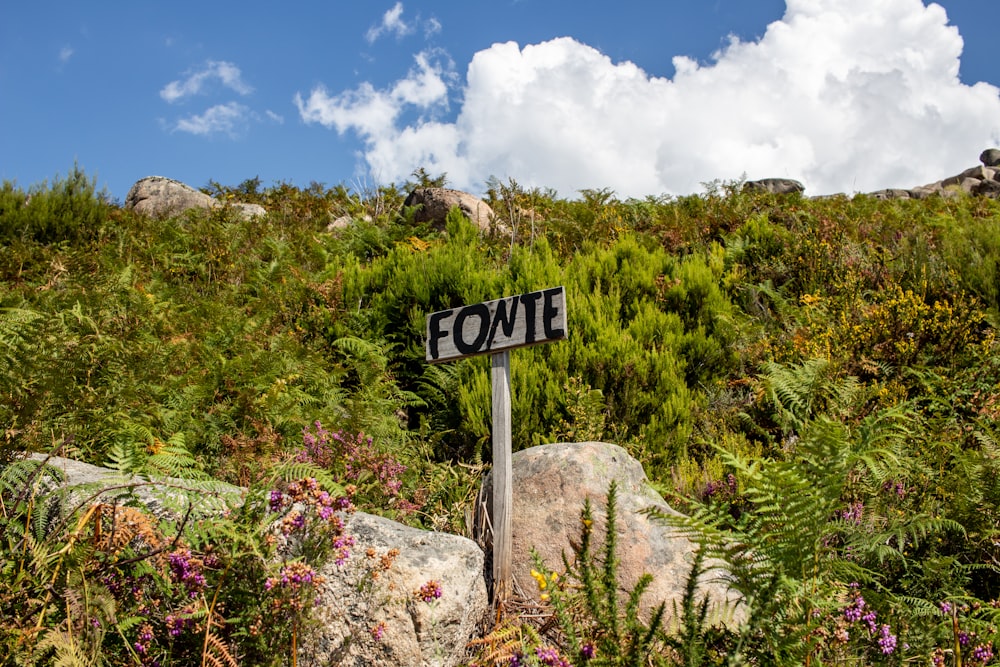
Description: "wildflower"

(840, 501), (864, 525)
(168, 549), (206, 598)
(416, 579), (443, 603)
(843, 591), (866, 623)
(165, 613), (192, 637)
(280, 511), (306, 535)
(960, 631), (972, 647)
(535, 646), (570, 667)
(861, 610), (877, 634)
(581, 643), (596, 660)
(530, 568), (548, 591)
(268, 489), (284, 512)
(971, 643), (995, 664)
(370, 621), (386, 642)
(940, 601), (953, 615)
(877, 624), (897, 655)
(266, 562), (323, 593)
(134, 622), (154, 657)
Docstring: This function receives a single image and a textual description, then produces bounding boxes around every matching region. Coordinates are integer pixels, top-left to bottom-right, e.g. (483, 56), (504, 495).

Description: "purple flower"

(535, 646), (570, 667)
(843, 594), (866, 623)
(878, 624), (897, 654)
(940, 601), (953, 615)
(971, 643), (995, 664)
(269, 489), (284, 512)
(168, 549), (206, 597)
(416, 580), (443, 603)
(840, 501), (864, 525)
(581, 643), (596, 660)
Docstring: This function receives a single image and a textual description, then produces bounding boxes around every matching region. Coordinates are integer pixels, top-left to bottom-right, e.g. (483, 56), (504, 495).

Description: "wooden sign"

(425, 286), (567, 363)
(424, 286), (569, 606)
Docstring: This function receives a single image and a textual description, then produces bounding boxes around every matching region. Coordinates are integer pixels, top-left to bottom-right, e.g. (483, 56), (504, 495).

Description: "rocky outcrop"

(477, 442), (743, 627)
(744, 178), (805, 195)
(862, 149), (1000, 201)
(27, 454), (487, 667)
(745, 150), (1000, 201)
(125, 176), (266, 220)
(403, 188), (495, 232)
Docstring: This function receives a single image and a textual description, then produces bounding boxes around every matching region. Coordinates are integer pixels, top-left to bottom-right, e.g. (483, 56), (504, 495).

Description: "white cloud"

(295, 49), (451, 138)
(424, 17), (442, 39)
(265, 110), (285, 124)
(59, 46), (74, 63)
(160, 61), (253, 103)
(366, 2), (412, 44)
(298, 0), (1000, 197)
(173, 102), (252, 137)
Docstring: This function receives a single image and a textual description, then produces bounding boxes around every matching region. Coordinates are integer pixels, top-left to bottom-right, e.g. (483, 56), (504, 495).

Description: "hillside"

(3, 165), (1000, 665)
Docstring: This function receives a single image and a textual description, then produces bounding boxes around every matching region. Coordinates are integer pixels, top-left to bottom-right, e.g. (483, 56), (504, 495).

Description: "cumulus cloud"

(172, 102), (252, 137)
(295, 49), (451, 137)
(160, 61), (253, 103)
(298, 0), (1000, 197)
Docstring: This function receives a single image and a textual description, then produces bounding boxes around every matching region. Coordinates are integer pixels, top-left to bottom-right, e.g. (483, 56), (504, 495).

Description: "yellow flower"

(530, 569), (547, 591)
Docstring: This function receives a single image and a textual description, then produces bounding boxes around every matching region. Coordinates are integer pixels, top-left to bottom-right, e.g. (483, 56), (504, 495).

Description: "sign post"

(426, 286), (568, 602)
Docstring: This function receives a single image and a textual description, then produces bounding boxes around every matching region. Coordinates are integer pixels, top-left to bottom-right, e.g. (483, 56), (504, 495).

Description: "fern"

(467, 621), (526, 666)
(202, 632), (240, 667)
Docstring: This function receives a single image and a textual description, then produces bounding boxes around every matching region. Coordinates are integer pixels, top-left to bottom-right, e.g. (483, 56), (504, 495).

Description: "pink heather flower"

(370, 622), (386, 642)
(535, 646), (570, 667)
(940, 601), (953, 615)
(416, 580), (443, 603)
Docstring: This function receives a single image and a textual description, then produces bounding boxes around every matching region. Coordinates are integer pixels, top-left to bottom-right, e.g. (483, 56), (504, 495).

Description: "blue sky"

(2, 1), (999, 202)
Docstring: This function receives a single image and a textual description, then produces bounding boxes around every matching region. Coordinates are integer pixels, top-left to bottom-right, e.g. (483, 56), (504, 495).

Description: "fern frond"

(467, 621), (524, 666)
(202, 631), (240, 667)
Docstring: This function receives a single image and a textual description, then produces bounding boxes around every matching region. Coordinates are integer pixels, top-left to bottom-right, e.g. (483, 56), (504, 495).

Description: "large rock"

(478, 442), (742, 627)
(29, 453), (239, 518)
(25, 454), (487, 667)
(403, 188), (495, 232)
(125, 176), (266, 220)
(304, 513), (487, 667)
(980, 148), (1000, 167)
(744, 178), (805, 195)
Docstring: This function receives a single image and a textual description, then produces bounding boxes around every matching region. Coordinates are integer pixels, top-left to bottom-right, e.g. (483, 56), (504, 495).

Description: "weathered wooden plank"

(491, 350), (513, 604)
(425, 286), (567, 363)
